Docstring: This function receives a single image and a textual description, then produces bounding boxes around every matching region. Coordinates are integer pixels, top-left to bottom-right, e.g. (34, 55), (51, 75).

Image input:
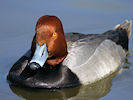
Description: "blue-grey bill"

(28, 43), (48, 70)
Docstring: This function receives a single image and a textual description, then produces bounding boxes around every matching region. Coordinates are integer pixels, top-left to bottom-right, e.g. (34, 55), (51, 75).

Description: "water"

(0, 0), (133, 100)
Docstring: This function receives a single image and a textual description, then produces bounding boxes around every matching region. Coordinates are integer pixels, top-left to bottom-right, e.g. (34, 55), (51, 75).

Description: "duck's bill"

(28, 43), (48, 70)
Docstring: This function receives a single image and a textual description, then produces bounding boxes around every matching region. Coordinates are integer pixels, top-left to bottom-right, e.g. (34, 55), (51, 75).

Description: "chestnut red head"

(29, 15), (68, 69)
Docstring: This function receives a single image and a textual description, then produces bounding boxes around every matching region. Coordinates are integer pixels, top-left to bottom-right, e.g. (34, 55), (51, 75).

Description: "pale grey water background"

(0, 0), (133, 100)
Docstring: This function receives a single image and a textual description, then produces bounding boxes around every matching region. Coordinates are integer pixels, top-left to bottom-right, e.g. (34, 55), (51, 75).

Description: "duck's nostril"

(29, 62), (41, 70)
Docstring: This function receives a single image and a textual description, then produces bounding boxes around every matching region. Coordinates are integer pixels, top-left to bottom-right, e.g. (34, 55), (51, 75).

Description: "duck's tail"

(113, 20), (132, 39)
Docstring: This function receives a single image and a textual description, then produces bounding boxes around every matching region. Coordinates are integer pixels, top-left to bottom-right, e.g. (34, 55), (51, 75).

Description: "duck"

(7, 15), (132, 89)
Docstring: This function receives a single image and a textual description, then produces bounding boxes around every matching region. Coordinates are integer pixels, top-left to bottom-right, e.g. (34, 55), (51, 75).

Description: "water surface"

(0, 0), (133, 100)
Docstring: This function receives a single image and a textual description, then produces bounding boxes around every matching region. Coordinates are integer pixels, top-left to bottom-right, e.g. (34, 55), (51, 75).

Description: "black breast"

(7, 56), (81, 89)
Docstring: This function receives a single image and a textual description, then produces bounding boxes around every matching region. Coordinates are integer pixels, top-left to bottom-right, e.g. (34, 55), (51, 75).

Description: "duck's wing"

(63, 34), (107, 68)
(63, 20), (131, 84)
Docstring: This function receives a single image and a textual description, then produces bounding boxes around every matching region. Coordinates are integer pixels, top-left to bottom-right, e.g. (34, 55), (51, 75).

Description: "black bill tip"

(28, 62), (41, 70)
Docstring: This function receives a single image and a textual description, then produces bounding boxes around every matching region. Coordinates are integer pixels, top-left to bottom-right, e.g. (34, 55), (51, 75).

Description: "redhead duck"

(7, 15), (132, 88)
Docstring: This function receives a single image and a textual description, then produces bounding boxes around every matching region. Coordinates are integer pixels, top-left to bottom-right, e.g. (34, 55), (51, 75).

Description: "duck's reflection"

(9, 71), (118, 100)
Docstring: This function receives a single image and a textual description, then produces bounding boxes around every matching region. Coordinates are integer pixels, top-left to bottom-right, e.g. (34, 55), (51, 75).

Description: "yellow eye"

(52, 32), (56, 37)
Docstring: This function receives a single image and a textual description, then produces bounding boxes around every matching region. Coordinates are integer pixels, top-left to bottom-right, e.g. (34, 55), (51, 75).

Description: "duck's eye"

(52, 32), (56, 38)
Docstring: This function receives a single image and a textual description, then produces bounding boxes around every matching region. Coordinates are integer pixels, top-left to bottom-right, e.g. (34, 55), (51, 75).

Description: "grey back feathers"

(63, 39), (125, 84)
(63, 20), (131, 84)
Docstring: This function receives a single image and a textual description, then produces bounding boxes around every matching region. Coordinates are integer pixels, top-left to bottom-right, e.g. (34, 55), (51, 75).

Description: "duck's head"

(28, 15), (68, 70)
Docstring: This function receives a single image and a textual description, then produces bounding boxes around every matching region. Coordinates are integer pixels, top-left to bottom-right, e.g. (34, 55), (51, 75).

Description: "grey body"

(63, 34), (125, 84)
(62, 20), (132, 84)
